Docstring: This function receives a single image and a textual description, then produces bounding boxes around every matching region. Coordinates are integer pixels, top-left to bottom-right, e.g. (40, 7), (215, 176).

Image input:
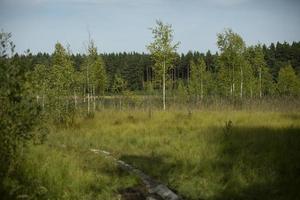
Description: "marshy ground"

(12, 109), (300, 200)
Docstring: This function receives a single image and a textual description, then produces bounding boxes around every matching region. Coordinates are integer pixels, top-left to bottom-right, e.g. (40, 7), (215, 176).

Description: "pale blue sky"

(0, 0), (300, 54)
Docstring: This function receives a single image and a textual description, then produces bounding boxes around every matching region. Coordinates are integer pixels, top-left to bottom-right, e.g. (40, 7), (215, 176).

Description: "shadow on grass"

(214, 126), (300, 200)
(119, 126), (300, 200)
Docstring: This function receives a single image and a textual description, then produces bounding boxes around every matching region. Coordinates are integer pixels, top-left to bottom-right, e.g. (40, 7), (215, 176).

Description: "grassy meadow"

(8, 107), (300, 200)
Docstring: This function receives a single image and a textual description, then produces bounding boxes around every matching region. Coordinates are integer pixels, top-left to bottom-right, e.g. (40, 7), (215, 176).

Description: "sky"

(0, 0), (300, 54)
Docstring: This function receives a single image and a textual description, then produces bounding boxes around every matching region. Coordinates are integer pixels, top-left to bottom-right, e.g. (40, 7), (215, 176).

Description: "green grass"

(12, 109), (300, 200)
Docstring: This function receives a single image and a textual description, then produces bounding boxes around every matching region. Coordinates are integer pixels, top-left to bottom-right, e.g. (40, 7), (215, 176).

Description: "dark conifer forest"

(16, 41), (300, 94)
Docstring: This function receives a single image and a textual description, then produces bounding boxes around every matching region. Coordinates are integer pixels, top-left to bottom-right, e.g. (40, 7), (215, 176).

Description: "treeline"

(14, 40), (300, 96)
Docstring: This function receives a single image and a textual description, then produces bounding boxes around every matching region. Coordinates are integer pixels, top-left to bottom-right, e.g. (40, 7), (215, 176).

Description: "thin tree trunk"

(74, 90), (77, 109)
(240, 67), (243, 99)
(146, 65), (149, 82)
(163, 59), (166, 110)
(232, 65), (235, 97)
(87, 92), (90, 115)
(200, 79), (203, 100)
(83, 86), (86, 103)
(259, 67), (262, 98)
(93, 85), (96, 112)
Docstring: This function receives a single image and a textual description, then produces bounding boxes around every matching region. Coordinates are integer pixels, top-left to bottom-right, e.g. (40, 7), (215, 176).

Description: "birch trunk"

(87, 92), (90, 115)
(93, 85), (96, 112)
(163, 59), (166, 110)
(240, 67), (243, 99)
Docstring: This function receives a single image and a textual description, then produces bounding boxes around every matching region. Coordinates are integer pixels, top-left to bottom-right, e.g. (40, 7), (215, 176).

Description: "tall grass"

(5, 142), (138, 199)
(10, 108), (300, 200)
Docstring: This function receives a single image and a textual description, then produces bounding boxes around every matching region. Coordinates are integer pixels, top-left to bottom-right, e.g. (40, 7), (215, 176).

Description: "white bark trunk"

(163, 60), (166, 110)
(240, 67), (243, 99)
(87, 92), (90, 114)
(93, 86), (96, 112)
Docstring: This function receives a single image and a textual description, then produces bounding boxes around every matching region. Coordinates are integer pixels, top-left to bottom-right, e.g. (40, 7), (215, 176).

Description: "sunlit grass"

(16, 109), (300, 199)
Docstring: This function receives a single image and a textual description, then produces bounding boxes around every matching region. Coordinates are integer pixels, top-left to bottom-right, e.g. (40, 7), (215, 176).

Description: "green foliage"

(176, 80), (188, 104)
(47, 43), (76, 125)
(147, 20), (180, 78)
(145, 81), (154, 95)
(112, 73), (127, 94)
(217, 28), (246, 98)
(147, 20), (180, 109)
(277, 64), (300, 96)
(246, 45), (275, 97)
(0, 31), (41, 192)
(84, 40), (107, 95)
(189, 57), (213, 100)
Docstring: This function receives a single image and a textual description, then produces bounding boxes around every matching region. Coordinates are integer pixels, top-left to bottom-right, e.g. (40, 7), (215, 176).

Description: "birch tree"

(50, 43), (75, 125)
(31, 64), (49, 110)
(112, 72), (127, 94)
(217, 29), (246, 99)
(246, 45), (275, 97)
(147, 20), (180, 110)
(82, 40), (107, 114)
(277, 64), (300, 96)
(189, 57), (208, 101)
